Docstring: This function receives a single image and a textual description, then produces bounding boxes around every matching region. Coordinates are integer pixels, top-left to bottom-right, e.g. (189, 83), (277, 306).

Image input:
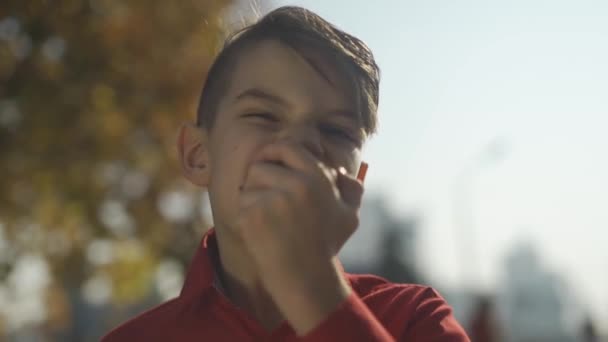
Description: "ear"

(177, 122), (211, 187)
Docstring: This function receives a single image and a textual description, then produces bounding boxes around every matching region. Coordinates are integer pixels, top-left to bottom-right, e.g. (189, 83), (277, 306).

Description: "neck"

(213, 227), (284, 331)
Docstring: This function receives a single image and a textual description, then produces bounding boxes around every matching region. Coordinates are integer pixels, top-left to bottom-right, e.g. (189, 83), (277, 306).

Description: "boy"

(103, 6), (469, 341)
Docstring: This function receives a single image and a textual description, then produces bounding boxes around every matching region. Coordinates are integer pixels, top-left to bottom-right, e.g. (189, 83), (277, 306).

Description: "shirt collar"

(179, 227), (350, 301)
(179, 227), (219, 300)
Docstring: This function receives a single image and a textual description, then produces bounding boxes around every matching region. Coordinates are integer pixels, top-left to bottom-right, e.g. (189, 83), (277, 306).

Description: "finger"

(356, 161), (369, 182)
(336, 167), (364, 209)
(255, 141), (320, 174)
(242, 161), (302, 192)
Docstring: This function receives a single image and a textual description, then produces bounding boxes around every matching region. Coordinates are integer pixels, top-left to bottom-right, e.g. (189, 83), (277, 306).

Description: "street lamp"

(453, 138), (506, 291)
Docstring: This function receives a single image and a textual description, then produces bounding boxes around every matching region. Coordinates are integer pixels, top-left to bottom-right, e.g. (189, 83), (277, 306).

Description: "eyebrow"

(233, 87), (360, 124)
(234, 88), (288, 106)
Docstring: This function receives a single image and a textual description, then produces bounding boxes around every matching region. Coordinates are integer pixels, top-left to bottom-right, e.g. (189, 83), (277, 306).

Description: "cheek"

(212, 139), (246, 176)
(210, 128), (268, 184)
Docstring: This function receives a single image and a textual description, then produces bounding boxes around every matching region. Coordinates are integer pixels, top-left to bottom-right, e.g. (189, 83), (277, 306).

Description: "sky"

(274, 0), (608, 328)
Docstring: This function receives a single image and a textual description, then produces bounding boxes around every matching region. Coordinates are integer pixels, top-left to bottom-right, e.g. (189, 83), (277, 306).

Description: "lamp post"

(453, 139), (506, 291)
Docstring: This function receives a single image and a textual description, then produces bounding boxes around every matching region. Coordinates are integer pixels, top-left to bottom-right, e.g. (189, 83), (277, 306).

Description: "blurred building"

(497, 242), (576, 342)
(340, 195), (422, 285)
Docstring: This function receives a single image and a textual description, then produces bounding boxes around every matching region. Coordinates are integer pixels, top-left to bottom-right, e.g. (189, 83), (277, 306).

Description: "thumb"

(336, 167), (364, 209)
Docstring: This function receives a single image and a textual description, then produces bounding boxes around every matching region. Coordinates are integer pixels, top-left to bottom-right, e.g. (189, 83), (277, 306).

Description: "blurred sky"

(275, 0), (608, 328)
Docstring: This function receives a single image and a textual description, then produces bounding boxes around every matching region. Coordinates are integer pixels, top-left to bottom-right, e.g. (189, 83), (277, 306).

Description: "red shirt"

(102, 229), (469, 341)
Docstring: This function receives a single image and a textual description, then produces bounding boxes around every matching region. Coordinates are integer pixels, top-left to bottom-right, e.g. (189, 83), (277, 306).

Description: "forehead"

(223, 39), (357, 114)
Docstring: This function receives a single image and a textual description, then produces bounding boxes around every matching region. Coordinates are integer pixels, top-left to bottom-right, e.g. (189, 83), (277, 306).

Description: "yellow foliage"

(0, 0), (245, 306)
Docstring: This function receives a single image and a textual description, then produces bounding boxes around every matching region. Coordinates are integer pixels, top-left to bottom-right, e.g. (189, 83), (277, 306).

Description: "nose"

(277, 123), (324, 159)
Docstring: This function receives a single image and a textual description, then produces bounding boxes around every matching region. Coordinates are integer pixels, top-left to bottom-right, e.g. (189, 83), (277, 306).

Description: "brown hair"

(196, 6), (380, 136)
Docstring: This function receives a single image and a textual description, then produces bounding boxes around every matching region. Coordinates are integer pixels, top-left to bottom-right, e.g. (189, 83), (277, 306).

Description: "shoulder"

(101, 297), (183, 342)
(347, 272), (442, 304)
(346, 273), (469, 340)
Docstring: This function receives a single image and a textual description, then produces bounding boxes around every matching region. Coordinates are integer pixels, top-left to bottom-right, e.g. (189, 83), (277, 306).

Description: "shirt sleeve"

(402, 287), (470, 342)
(297, 287), (470, 342)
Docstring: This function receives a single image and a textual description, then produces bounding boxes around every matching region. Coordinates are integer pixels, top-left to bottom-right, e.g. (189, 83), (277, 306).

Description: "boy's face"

(181, 39), (365, 230)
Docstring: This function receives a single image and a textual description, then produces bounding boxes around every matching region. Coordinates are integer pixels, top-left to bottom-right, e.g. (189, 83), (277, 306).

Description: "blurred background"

(0, 0), (606, 341)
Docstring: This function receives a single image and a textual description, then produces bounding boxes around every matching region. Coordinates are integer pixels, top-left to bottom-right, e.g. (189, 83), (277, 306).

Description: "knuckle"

(320, 165), (336, 182)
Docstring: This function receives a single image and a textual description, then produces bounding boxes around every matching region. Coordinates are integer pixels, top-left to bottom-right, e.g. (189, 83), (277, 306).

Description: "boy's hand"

(234, 141), (364, 334)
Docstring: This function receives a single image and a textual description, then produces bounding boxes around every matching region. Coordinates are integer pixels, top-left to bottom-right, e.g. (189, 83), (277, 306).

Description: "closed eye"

(319, 123), (357, 144)
(242, 112), (279, 123)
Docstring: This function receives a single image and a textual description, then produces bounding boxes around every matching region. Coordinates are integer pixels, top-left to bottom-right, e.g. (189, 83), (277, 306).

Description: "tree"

(0, 0), (253, 337)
